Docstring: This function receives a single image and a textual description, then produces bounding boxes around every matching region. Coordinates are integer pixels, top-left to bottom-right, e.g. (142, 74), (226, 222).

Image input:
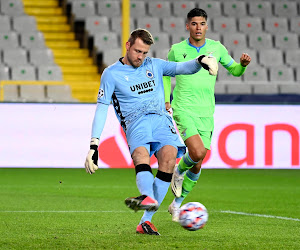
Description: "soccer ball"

(179, 202), (208, 231)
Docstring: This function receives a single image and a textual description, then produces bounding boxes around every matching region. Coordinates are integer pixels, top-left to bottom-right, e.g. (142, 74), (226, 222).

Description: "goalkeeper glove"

(85, 138), (99, 174)
(197, 55), (218, 76)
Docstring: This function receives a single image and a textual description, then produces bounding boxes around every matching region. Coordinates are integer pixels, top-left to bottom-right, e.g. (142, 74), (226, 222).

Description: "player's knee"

(156, 145), (177, 172)
(132, 147), (150, 165)
(158, 157), (176, 173)
(164, 157), (177, 168)
(189, 148), (207, 162)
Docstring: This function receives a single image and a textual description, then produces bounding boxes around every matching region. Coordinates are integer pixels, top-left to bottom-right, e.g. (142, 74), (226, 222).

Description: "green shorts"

(173, 110), (214, 150)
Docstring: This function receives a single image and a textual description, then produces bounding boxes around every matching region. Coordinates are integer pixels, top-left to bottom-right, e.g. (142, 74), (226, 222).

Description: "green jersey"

(163, 38), (246, 117)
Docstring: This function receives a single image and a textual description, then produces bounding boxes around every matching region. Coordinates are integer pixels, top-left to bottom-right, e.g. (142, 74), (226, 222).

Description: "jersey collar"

(186, 38), (206, 53)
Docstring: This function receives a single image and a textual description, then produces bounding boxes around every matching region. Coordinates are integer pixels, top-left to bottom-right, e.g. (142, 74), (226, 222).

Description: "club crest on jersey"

(146, 70), (154, 79)
(98, 88), (104, 98)
(206, 51), (216, 56)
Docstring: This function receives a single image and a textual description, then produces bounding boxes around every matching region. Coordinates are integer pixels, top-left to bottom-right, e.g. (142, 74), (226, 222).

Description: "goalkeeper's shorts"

(173, 110), (214, 150)
(126, 113), (186, 158)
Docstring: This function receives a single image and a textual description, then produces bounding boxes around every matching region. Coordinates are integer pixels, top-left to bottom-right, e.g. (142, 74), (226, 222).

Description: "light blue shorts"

(126, 113), (186, 158)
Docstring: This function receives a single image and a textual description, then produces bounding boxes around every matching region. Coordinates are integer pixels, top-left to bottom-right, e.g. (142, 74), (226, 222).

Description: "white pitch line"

(1, 210), (299, 222)
(220, 210), (300, 222)
(0, 211), (127, 213)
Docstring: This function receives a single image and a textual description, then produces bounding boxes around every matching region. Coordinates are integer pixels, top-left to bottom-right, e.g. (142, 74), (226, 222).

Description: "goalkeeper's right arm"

(85, 103), (109, 174)
(85, 138), (99, 174)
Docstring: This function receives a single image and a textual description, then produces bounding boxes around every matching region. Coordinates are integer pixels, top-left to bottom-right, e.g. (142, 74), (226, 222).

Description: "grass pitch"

(0, 168), (299, 249)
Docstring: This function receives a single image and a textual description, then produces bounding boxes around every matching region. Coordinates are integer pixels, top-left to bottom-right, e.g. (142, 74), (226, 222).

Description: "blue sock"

(174, 169), (201, 207)
(140, 176), (171, 224)
(186, 169), (201, 182)
(136, 171), (154, 198)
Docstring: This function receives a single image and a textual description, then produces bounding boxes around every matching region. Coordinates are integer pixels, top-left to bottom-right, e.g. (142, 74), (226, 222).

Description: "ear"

(186, 23), (189, 31)
(126, 41), (130, 51)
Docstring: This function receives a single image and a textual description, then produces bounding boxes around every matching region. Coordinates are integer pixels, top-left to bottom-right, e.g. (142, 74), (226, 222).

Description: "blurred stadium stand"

(0, 0), (100, 103)
(0, 0), (300, 103)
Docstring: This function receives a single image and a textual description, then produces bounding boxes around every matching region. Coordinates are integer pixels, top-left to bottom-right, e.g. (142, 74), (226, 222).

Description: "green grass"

(0, 168), (299, 249)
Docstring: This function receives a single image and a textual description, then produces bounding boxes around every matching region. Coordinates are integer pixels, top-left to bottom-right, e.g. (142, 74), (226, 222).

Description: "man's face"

(186, 16), (208, 42)
(126, 38), (150, 68)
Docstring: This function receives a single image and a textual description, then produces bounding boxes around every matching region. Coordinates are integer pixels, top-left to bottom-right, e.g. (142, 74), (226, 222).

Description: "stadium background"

(0, 1), (299, 249)
(0, 0), (299, 169)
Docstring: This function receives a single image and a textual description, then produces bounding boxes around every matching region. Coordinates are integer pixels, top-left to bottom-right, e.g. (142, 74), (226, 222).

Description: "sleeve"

(91, 102), (109, 139)
(97, 69), (115, 104)
(226, 61), (247, 77)
(175, 59), (202, 75)
(163, 48), (175, 103)
(155, 57), (201, 78)
(218, 42), (246, 77)
(91, 68), (115, 139)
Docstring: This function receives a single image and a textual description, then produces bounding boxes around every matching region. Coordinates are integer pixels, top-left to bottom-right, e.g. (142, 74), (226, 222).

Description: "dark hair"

(187, 8), (208, 22)
(128, 28), (154, 46)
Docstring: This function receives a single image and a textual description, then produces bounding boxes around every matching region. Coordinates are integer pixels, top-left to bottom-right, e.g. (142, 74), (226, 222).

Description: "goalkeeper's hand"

(197, 55), (218, 76)
(85, 138), (99, 174)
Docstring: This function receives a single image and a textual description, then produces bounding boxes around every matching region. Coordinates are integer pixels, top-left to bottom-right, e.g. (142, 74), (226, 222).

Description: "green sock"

(181, 173), (198, 198)
(174, 174), (197, 205)
(177, 152), (198, 174)
(175, 170), (201, 206)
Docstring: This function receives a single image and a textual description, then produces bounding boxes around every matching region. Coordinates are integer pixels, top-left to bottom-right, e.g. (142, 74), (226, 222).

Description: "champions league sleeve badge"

(146, 70), (154, 79)
(98, 88), (104, 98)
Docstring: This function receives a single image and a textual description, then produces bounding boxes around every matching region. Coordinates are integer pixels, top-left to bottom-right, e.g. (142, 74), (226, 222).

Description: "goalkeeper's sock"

(140, 171), (172, 224)
(177, 152), (199, 174)
(174, 169), (201, 207)
(135, 164), (154, 199)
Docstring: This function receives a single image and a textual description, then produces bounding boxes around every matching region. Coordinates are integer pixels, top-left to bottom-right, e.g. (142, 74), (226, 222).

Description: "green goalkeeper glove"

(85, 138), (99, 174)
(197, 55), (218, 76)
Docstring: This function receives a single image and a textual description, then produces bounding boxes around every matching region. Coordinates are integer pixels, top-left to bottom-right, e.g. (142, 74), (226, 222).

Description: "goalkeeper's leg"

(139, 170), (173, 224)
(125, 146), (158, 212)
(139, 145), (176, 225)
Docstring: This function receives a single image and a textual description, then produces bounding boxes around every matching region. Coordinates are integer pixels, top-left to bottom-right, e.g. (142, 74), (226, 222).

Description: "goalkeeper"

(85, 28), (218, 235)
(163, 8), (251, 222)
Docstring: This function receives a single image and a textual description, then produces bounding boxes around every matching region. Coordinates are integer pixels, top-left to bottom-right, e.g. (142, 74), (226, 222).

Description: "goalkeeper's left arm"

(163, 48), (219, 111)
(173, 55), (218, 76)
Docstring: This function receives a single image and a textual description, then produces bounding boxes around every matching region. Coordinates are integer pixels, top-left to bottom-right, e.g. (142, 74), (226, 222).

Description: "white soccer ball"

(179, 202), (208, 231)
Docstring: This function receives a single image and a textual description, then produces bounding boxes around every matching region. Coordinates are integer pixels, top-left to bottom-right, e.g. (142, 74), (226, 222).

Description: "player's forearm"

(163, 76), (171, 103)
(227, 61), (247, 77)
(91, 102), (109, 139)
(175, 59), (202, 75)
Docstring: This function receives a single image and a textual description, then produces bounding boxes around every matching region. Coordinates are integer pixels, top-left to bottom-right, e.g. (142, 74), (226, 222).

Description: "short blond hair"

(128, 28), (154, 46)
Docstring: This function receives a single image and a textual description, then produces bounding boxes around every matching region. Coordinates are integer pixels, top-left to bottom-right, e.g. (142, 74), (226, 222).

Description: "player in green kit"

(163, 8), (251, 222)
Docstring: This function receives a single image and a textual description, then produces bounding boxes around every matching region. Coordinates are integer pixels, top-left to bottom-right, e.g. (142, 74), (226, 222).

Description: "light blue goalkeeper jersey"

(92, 57), (202, 138)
